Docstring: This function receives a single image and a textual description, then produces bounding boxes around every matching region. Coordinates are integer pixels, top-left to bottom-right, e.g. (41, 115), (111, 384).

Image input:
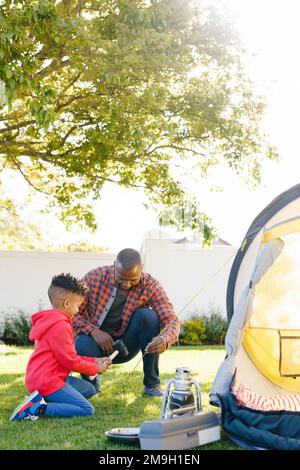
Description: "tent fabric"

(242, 326), (300, 391)
(234, 346), (287, 397)
(263, 216), (300, 243)
(210, 239), (283, 406)
(226, 183), (300, 323)
(210, 184), (300, 449)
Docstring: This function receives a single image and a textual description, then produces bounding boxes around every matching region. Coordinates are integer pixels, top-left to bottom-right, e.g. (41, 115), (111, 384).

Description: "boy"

(10, 273), (111, 421)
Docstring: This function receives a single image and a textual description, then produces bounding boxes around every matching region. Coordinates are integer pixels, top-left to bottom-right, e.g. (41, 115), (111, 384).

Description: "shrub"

(179, 306), (228, 346)
(201, 311), (228, 345)
(179, 318), (207, 346)
(1, 311), (32, 346)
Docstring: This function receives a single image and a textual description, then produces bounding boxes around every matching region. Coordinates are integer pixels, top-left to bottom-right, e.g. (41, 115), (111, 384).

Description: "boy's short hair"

(48, 273), (88, 304)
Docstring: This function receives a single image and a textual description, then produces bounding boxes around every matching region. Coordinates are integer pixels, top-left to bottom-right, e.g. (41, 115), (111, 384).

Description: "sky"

(6, 0), (300, 252)
(204, 0), (300, 245)
(91, 0), (300, 251)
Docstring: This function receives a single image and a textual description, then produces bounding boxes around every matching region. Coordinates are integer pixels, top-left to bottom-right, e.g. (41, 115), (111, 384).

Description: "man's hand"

(95, 357), (112, 374)
(145, 336), (167, 355)
(91, 328), (114, 355)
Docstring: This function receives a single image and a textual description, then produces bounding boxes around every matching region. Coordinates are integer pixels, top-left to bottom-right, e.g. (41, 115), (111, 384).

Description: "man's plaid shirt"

(72, 265), (180, 346)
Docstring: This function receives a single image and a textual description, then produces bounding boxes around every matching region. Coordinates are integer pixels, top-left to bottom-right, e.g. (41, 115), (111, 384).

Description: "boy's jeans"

(44, 376), (96, 418)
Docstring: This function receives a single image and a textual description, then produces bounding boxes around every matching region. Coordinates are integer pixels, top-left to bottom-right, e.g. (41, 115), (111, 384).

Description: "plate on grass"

(105, 427), (140, 445)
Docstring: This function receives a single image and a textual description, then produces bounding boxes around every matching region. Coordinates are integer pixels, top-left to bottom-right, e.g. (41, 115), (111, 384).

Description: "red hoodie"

(25, 309), (99, 396)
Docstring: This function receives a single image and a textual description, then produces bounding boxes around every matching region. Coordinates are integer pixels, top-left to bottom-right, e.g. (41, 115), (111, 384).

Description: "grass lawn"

(0, 344), (239, 450)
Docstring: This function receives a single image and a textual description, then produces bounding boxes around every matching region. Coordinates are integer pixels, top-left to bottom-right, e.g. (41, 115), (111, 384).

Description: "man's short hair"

(116, 248), (142, 270)
(48, 273), (88, 304)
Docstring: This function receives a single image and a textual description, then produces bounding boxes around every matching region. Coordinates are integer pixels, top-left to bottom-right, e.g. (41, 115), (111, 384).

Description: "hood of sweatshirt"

(29, 309), (70, 341)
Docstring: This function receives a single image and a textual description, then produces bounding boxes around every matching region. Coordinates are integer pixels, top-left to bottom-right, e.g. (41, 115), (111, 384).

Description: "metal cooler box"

(139, 411), (220, 450)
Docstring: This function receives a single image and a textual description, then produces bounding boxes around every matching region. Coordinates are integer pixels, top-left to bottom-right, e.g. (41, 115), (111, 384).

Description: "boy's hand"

(96, 357), (112, 374)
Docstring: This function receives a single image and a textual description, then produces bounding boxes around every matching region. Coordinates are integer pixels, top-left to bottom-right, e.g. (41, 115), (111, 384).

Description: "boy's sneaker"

(10, 390), (46, 422)
(144, 385), (164, 397)
(82, 373), (101, 394)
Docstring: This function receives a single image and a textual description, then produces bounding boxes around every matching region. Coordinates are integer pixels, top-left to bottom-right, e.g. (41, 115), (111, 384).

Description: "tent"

(210, 183), (300, 450)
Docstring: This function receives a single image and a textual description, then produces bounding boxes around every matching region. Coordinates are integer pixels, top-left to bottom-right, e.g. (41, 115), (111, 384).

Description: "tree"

(0, 180), (51, 250)
(158, 198), (218, 246)
(64, 241), (108, 252)
(0, 0), (278, 241)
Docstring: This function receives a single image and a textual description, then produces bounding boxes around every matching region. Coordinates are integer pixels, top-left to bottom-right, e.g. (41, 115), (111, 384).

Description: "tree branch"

(0, 120), (35, 134)
(0, 140), (52, 162)
(35, 58), (70, 79)
(74, 0), (85, 15)
(11, 158), (51, 195)
(144, 143), (207, 157)
(88, 173), (161, 194)
(2, 139), (41, 147)
(55, 93), (94, 112)
(62, 72), (82, 93)
(59, 125), (78, 147)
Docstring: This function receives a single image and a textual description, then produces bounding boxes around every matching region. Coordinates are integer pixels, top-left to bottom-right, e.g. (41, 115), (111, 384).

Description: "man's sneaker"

(10, 390), (46, 422)
(144, 385), (164, 397)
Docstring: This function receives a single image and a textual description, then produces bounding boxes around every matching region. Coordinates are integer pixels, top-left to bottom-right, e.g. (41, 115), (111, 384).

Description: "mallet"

(89, 340), (129, 380)
(109, 339), (129, 360)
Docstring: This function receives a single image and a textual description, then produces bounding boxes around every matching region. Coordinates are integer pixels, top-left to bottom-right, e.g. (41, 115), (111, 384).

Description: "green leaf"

(5, 68), (12, 79)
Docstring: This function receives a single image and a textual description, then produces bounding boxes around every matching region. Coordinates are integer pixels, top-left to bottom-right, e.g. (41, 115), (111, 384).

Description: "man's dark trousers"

(75, 308), (161, 388)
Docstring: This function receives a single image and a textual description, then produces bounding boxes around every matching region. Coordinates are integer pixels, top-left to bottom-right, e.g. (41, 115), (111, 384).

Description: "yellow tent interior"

(244, 217), (300, 392)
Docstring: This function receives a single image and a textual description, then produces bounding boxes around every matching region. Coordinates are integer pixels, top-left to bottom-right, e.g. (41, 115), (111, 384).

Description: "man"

(73, 248), (180, 397)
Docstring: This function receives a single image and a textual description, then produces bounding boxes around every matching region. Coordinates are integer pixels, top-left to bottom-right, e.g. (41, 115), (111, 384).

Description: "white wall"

(0, 242), (237, 322)
(0, 251), (115, 316)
